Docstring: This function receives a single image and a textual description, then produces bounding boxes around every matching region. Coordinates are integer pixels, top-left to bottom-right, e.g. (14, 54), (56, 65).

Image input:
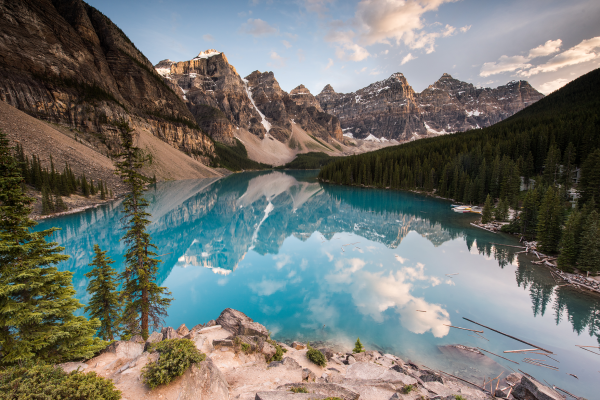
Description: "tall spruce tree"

(579, 149), (600, 210)
(578, 210), (600, 273)
(85, 245), (121, 341)
(115, 121), (171, 340)
(557, 210), (582, 272)
(481, 194), (493, 224)
(0, 131), (104, 365)
(537, 187), (564, 253)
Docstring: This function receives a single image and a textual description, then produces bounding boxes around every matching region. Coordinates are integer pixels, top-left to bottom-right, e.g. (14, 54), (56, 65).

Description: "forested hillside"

(319, 68), (600, 207)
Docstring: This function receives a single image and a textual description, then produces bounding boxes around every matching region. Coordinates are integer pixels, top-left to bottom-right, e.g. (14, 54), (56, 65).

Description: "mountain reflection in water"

(36, 170), (600, 397)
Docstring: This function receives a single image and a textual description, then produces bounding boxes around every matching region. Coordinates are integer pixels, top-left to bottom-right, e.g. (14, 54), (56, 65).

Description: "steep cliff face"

(317, 72), (544, 141)
(0, 0), (214, 162)
(156, 54), (343, 145)
(156, 50), (267, 144)
(245, 71), (343, 142)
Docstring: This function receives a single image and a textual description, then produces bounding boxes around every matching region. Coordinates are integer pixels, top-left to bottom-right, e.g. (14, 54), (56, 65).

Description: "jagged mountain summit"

(316, 72), (544, 141)
(155, 51), (342, 145)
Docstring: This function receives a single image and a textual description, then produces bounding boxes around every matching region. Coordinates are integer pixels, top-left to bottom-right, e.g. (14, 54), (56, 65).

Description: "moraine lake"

(36, 170), (599, 398)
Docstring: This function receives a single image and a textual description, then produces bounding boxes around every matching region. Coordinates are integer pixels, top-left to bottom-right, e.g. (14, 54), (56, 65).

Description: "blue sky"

(86, 0), (600, 95)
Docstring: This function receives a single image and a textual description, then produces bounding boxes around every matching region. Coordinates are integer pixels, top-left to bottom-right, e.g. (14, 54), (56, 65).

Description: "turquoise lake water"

(36, 170), (599, 397)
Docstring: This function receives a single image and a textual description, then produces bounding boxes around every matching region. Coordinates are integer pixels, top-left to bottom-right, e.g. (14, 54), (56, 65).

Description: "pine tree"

(90, 179), (97, 196)
(481, 194), (493, 224)
(85, 245), (122, 341)
(0, 131), (104, 365)
(578, 210), (600, 273)
(557, 210), (582, 272)
(579, 149), (600, 210)
(537, 187), (564, 253)
(81, 175), (90, 197)
(494, 198), (509, 221)
(353, 337), (365, 353)
(115, 121), (172, 340)
(100, 179), (106, 200)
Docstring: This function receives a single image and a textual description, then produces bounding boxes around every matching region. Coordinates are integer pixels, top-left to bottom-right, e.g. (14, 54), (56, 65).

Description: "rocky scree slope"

(0, 0), (214, 164)
(156, 54), (343, 145)
(59, 308), (560, 400)
(316, 73), (544, 141)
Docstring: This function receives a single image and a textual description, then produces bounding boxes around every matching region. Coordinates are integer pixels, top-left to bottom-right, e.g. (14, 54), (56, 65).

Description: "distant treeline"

(14, 144), (113, 214)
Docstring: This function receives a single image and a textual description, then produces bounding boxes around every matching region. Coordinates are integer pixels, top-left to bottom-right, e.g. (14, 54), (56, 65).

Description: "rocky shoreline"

(59, 309), (572, 400)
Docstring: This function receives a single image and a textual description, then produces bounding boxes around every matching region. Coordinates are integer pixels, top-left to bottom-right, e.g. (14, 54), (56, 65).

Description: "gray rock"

(262, 342), (277, 358)
(145, 331), (163, 351)
(103, 341), (144, 359)
(176, 323), (190, 336)
(389, 393), (400, 400)
(419, 370), (444, 384)
(215, 308), (269, 338)
(292, 341), (306, 350)
(129, 335), (144, 343)
(317, 347), (335, 361)
(302, 368), (316, 382)
(161, 326), (181, 340)
(269, 357), (301, 370)
(58, 362), (88, 373)
(206, 319), (216, 327)
(278, 383), (360, 400)
(375, 356), (394, 368)
(347, 355), (356, 365)
(390, 364), (409, 375)
(213, 339), (234, 350)
(177, 358), (229, 400)
(353, 350), (380, 363)
(190, 323), (205, 333)
(512, 374), (563, 400)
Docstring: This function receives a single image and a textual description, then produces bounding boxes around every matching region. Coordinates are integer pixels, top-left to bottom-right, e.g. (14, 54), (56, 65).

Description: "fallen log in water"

(463, 317), (553, 354)
(444, 324), (484, 333)
(476, 347), (519, 364)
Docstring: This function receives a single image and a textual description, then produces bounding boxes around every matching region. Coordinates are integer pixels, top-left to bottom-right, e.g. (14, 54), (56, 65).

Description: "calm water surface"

(36, 170), (599, 397)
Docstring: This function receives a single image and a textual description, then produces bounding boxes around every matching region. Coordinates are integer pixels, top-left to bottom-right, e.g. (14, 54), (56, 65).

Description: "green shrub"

(241, 343), (251, 353)
(324, 398), (342, 400)
(306, 343), (327, 367)
(0, 364), (121, 400)
(142, 339), (206, 389)
(353, 337), (365, 353)
(402, 384), (415, 394)
(454, 396), (467, 400)
(290, 386), (309, 393)
(266, 340), (286, 363)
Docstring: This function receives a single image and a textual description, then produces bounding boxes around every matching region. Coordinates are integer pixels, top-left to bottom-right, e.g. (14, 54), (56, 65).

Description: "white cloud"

(355, 0), (458, 51)
(528, 39), (562, 58)
(355, 66), (368, 74)
(203, 34), (214, 42)
(401, 53), (417, 65)
(249, 278), (286, 296)
(523, 36), (600, 76)
(480, 37), (600, 78)
(480, 55), (531, 77)
(538, 78), (570, 94)
(459, 25), (471, 33)
(395, 254), (408, 264)
(272, 253), (290, 269)
(282, 40), (292, 48)
(335, 43), (370, 61)
(239, 18), (278, 37)
(285, 32), (299, 40)
(325, 58), (334, 70)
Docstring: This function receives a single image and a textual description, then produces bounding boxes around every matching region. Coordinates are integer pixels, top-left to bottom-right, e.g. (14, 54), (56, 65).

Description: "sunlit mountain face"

(37, 170), (600, 398)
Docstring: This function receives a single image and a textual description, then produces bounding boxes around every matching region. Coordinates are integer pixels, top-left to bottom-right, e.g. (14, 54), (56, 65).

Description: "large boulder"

(317, 347), (335, 361)
(269, 357), (302, 370)
(216, 308), (269, 338)
(512, 374), (563, 400)
(145, 331), (163, 351)
(262, 342), (277, 359)
(177, 324), (190, 336)
(177, 358), (229, 400)
(292, 341), (306, 350)
(103, 341), (144, 359)
(162, 326), (182, 340)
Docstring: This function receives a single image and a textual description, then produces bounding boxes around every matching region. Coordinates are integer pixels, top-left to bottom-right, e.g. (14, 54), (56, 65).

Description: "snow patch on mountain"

(242, 77), (271, 133)
(193, 49), (221, 60)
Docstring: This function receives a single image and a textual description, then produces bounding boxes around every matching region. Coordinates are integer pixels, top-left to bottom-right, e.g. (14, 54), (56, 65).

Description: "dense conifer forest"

(319, 68), (600, 272)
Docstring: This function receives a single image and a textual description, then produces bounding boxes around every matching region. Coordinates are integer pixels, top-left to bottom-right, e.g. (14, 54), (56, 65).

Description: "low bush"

(454, 396), (466, 400)
(290, 386), (309, 393)
(266, 339), (287, 363)
(306, 343), (327, 367)
(402, 384), (415, 394)
(0, 364), (121, 400)
(142, 339), (206, 389)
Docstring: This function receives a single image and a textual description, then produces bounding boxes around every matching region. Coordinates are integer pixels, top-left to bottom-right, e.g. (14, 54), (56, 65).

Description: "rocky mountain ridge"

(317, 72), (544, 141)
(156, 52), (343, 145)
